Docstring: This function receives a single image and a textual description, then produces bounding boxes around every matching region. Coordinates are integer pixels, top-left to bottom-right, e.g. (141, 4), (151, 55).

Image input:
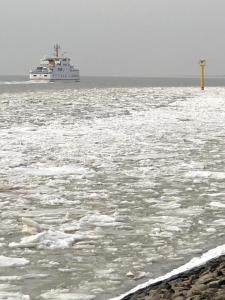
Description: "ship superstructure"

(29, 44), (80, 81)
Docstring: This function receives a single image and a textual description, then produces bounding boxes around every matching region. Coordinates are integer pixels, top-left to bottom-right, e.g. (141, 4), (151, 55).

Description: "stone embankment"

(122, 255), (225, 300)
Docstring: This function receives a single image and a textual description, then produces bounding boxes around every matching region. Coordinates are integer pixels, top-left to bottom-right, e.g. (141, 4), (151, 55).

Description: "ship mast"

(54, 44), (60, 58)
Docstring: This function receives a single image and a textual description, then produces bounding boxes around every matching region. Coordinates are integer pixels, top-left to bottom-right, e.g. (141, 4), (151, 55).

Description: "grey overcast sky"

(1, 0), (225, 76)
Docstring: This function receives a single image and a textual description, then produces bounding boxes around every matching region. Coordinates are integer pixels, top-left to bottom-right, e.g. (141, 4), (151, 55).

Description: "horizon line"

(0, 74), (225, 79)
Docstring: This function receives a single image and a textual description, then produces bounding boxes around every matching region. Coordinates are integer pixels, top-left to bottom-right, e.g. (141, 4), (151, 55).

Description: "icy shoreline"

(110, 244), (225, 300)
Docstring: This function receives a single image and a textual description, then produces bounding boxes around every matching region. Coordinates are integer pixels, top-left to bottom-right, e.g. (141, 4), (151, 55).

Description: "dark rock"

(186, 284), (206, 297)
(208, 280), (221, 288)
(198, 272), (214, 284)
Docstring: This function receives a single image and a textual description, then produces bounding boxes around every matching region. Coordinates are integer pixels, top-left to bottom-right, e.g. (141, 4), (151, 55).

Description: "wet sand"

(121, 255), (225, 300)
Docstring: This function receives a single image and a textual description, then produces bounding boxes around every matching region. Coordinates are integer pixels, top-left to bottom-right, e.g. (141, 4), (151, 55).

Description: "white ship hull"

(29, 73), (80, 81)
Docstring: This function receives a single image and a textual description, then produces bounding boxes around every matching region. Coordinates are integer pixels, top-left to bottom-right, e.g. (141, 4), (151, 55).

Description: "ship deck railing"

(30, 71), (52, 74)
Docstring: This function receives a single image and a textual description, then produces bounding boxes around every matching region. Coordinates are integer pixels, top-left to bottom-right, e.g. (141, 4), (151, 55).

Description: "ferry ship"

(29, 44), (80, 81)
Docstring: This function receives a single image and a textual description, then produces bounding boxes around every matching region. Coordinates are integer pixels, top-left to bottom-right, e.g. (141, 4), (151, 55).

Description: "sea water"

(1, 76), (225, 299)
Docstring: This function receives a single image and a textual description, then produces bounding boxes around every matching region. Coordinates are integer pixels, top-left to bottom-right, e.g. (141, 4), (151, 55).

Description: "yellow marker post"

(199, 60), (206, 90)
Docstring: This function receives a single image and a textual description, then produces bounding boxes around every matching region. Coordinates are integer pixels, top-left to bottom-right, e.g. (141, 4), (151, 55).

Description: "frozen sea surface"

(1, 81), (225, 299)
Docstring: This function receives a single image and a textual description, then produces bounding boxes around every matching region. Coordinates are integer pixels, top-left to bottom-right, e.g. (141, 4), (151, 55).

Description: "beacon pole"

(199, 60), (206, 91)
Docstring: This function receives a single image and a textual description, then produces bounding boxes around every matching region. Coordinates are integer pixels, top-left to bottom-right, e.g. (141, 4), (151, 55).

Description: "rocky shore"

(121, 255), (225, 300)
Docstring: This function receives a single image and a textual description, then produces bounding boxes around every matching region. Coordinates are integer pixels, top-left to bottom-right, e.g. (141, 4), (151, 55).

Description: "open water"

(1, 76), (225, 299)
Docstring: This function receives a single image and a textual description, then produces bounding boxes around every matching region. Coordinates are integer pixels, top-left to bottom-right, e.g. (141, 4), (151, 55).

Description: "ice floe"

(9, 230), (86, 249)
(185, 171), (225, 180)
(39, 289), (95, 300)
(0, 284), (30, 299)
(0, 256), (29, 267)
(14, 165), (92, 177)
(209, 201), (225, 208)
(60, 213), (122, 233)
(78, 214), (121, 228)
(22, 217), (43, 234)
(0, 274), (48, 281)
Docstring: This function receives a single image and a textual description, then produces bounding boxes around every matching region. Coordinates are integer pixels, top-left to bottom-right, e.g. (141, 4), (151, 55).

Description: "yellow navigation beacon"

(199, 59), (206, 90)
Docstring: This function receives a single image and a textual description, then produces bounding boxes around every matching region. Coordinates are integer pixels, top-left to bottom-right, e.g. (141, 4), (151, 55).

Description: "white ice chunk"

(39, 289), (95, 300)
(213, 219), (225, 226)
(9, 230), (86, 250)
(209, 201), (225, 208)
(0, 274), (49, 281)
(0, 283), (30, 299)
(22, 217), (42, 234)
(15, 165), (91, 177)
(0, 292), (30, 300)
(185, 171), (225, 180)
(78, 214), (121, 228)
(0, 256), (29, 267)
(0, 276), (22, 281)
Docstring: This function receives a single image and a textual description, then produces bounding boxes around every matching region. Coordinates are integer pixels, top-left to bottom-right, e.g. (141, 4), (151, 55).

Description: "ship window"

(33, 75), (37, 77)
(44, 75), (47, 77)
